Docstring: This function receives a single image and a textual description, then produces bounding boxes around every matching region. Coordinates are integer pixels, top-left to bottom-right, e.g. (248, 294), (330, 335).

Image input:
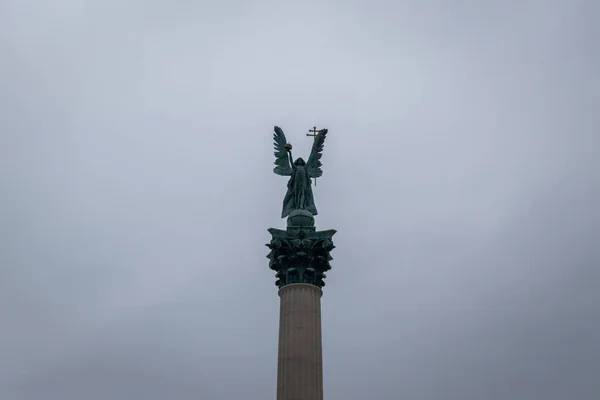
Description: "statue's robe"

(282, 165), (317, 218)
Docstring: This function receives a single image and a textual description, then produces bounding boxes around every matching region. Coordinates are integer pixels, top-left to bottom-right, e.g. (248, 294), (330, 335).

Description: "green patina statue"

(273, 126), (328, 218)
(267, 125), (335, 289)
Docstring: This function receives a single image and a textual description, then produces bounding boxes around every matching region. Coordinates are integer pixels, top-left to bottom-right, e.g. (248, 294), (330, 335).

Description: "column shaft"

(277, 284), (323, 400)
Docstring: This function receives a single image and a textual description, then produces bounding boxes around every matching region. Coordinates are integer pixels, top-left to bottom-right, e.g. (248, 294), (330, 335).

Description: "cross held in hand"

(307, 126), (320, 142)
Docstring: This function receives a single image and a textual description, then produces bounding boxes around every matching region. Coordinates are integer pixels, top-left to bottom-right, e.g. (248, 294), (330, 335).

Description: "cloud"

(1, 0), (598, 399)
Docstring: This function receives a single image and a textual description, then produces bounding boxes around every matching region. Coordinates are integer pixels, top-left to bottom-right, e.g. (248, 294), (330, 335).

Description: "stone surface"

(277, 284), (324, 400)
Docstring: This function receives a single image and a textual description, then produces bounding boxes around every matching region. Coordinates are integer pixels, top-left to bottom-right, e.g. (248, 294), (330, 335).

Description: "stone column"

(277, 283), (323, 400)
(267, 210), (336, 400)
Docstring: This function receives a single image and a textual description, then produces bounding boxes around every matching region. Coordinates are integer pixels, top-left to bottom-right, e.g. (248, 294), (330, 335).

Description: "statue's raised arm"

(306, 129), (328, 178)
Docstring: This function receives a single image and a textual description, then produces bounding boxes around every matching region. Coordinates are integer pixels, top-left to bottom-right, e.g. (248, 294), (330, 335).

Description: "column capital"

(266, 227), (336, 289)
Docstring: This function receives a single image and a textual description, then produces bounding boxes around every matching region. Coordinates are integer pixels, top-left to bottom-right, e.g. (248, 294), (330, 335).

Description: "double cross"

(307, 126), (320, 143)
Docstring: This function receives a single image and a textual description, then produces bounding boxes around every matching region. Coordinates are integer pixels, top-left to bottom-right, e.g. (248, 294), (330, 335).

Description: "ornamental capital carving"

(266, 228), (336, 289)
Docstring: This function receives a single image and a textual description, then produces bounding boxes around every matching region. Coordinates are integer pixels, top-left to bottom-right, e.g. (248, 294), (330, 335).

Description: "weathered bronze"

(266, 227), (336, 289)
(272, 126), (328, 218)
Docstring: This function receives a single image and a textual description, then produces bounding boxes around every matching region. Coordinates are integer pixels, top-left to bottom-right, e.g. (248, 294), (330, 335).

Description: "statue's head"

(294, 158), (306, 166)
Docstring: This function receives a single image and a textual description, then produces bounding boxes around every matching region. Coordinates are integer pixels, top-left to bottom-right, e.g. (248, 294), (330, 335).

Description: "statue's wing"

(273, 126), (293, 176)
(306, 128), (328, 178)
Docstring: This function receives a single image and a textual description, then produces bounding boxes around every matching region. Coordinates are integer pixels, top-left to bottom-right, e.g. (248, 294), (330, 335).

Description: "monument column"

(267, 210), (335, 400)
(266, 126), (335, 400)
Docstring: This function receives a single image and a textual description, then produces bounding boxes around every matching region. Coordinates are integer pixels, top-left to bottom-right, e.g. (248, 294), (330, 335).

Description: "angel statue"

(273, 126), (328, 218)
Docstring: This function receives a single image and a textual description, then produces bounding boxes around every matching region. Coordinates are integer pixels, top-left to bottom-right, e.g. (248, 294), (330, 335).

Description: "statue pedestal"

(287, 209), (315, 229)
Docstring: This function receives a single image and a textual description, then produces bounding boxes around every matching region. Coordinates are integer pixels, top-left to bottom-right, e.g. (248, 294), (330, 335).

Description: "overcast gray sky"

(1, 1), (599, 399)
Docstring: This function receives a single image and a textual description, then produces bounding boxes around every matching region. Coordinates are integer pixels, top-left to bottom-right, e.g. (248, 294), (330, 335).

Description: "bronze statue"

(272, 126), (328, 218)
